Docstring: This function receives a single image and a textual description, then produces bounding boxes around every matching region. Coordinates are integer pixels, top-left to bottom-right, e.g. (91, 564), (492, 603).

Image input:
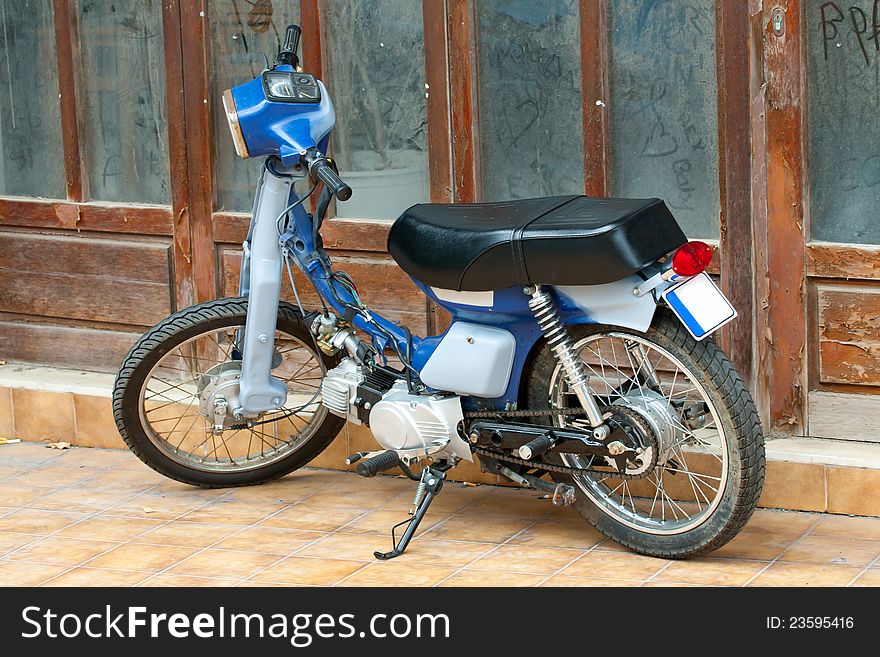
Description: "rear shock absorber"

(527, 286), (610, 440)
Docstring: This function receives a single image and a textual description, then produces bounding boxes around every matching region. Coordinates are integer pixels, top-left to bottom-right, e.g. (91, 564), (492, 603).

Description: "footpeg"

(374, 466), (446, 560)
(518, 434), (556, 460)
(355, 450), (400, 478)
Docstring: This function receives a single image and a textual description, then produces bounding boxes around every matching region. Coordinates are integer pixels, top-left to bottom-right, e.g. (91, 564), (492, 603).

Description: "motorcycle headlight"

(222, 89), (250, 159)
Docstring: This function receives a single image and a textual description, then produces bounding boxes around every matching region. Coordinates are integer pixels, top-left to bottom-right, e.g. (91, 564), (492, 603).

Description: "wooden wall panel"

(0, 231), (172, 327)
(0, 320), (139, 372)
(0, 232), (170, 283)
(817, 286), (880, 386)
(220, 250), (428, 336)
(807, 243), (880, 281)
(0, 199), (173, 235)
(809, 391), (880, 443)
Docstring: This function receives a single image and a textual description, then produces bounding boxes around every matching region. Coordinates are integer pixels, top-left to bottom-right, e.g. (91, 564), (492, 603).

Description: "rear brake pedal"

(496, 464), (577, 506)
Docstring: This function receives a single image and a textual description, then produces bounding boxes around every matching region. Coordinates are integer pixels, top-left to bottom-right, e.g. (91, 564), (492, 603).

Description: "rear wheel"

(525, 311), (764, 558)
(113, 297), (344, 487)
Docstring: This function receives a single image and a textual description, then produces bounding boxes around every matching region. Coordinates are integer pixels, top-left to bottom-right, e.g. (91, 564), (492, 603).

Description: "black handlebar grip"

(278, 24), (301, 67)
(310, 159), (353, 201)
(284, 24), (301, 55)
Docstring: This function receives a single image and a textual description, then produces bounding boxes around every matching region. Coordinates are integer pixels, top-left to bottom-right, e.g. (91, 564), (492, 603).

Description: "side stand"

(374, 466), (446, 560)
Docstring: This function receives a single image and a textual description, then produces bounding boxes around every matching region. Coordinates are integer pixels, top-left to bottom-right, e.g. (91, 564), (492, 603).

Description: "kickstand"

(374, 466), (446, 560)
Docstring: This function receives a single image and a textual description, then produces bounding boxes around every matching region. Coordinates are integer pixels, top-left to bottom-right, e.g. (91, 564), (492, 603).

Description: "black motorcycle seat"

(387, 195), (687, 292)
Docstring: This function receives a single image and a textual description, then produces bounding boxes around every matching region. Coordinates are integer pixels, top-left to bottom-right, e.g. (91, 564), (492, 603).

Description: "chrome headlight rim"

(222, 88), (250, 160)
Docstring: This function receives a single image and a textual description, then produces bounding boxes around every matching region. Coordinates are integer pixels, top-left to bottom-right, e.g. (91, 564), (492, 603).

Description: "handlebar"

(303, 150), (352, 202)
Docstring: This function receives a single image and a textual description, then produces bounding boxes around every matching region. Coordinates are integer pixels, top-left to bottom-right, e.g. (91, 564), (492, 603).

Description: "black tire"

(113, 297), (345, 488)
(525, 310), (765, 558)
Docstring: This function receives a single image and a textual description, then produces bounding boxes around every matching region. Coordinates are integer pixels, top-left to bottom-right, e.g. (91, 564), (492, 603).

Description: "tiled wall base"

(2, 364), (880, 516)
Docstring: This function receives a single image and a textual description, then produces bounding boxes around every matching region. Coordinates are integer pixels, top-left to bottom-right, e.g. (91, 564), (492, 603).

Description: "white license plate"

(661, 272), (737, 341)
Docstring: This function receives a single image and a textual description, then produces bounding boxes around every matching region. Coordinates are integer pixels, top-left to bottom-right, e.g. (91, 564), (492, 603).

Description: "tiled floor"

(1, 442), (879, 587)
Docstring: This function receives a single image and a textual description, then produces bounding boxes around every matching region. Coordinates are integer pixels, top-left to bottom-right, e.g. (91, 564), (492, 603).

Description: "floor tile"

(712, 531), (798, 561)
(340, 508), (441, 536)
(777, 535), (880, 568)
(0, 560), (70, 586)
(132, 522), (251, 549)
(468, 545), (582, 575)
(340, 562), (456, 587)
(0, 509), (86, 535)
(0, 483), (57, 507)
(508, 518), (605, 550)
(141, 574), (240, 587)
(170, 548), (280, 579)
(260, 505), (367, 533)
(744, 509), (819, 537)
(391, 538), (498, 568)
(14, 536), (118, 567)
(850, 569), (880, 586)
(421, 514), (534, 543)
(106, 493), (211, 521)
(439, 570), (546, 587)
(298, 532), (389, 561)
(652, 558), (768, 586)
(214, 526), (326, 555)
(58, 515), (165, 542)
(541, 575), (643, 587)
(559, 550), (669, 580)
(810, 515), (880, 541)
(87, 543), (197, 572)
(0, 531), (39, 556)
(250, 556), (366, 585)
(179, 499), (287, 526)
(32, 488), (134, 514)
(43, 567), (151, 586)
(748, 562), (863, 587)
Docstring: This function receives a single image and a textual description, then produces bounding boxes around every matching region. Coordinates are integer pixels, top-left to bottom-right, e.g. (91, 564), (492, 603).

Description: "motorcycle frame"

(235, 159), (669, 417)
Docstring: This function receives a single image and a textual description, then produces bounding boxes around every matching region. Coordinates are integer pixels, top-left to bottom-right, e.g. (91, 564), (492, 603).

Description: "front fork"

(236, 167), (299, 416)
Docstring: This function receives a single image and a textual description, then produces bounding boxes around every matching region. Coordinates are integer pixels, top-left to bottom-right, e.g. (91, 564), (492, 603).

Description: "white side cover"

(555, 275), (658, 333)
(419, 322), (516, 398)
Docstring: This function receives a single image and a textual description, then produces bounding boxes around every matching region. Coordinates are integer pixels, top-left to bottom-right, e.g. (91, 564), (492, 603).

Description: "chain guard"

(465, 407), (657, 481)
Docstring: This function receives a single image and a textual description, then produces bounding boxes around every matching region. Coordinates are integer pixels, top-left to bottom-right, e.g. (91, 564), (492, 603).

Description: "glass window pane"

(0, 0), (65, 198)
(806, 1), (880, 245)
(210, 0), (300, 212)
(608, 0), (720, 238)
(475, 0), (584, 201)
(76, 0), (169, 204)
(321, 0), (430, 220)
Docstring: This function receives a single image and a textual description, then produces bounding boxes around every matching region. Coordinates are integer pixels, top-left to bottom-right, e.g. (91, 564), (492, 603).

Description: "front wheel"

(113, 297), (344, 487)
(525, 311), (765, 558)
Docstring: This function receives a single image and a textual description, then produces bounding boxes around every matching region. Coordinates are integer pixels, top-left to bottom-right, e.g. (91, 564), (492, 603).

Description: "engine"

(320, 358), (470, 461)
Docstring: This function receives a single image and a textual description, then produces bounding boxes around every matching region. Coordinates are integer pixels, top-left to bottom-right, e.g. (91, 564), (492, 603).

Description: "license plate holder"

(661, 272), (737, 341)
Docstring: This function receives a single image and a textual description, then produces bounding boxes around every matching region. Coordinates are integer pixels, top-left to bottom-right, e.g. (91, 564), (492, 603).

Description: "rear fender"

(555, 274), (658, 333)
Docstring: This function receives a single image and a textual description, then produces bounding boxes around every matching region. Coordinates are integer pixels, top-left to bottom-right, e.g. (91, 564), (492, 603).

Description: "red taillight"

(671, 241), (713, 277)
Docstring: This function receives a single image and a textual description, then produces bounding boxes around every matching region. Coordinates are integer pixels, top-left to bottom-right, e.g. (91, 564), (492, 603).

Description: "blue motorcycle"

(114, 25), (764, 559)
